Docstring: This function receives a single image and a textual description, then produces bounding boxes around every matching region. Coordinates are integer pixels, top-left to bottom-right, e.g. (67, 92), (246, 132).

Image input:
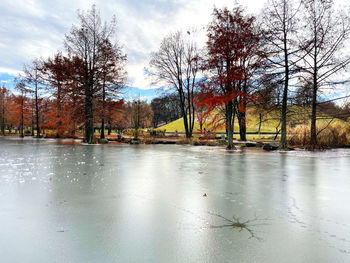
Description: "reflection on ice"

(0, 137), (350, 262)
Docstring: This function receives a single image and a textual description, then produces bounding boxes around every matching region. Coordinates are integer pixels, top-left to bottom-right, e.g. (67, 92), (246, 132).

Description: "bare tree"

(127, 98), (153, 139)
(23, 60), (43, 138)
(14, 79), (29, 138)
(253, 73), (282, 134)
(299, 0), (350, 148)
(149, 31), (199, 138)
(262, 0), (302, 149)
(151, 94), (182, 127)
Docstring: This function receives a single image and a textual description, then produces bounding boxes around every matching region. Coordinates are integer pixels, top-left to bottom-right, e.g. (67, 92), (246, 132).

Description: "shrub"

(143, 137), (155, 144)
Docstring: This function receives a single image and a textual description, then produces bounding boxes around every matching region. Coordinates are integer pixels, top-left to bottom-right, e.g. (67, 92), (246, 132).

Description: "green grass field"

(157, 107), (279, 133)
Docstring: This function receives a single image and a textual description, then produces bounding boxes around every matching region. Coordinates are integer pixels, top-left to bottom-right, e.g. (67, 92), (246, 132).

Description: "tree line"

(0, 5), (127, 142)
(1, 0), (350, 149)
(149, 0), (350, 149)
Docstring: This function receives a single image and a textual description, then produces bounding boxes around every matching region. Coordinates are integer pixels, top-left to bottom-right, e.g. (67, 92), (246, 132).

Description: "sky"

(0, 0), (349, 101)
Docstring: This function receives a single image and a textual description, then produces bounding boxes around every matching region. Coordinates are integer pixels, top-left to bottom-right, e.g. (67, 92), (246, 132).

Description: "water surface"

(0, 137), (350, 262)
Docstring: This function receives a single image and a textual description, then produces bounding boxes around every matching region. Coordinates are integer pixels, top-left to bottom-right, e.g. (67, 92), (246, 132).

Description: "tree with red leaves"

(39, 53), (87, 137)
(104, 98), (126, 135)
(65, 5), (127, 143)
(39, 53), (70, 137)
(1, 92), (22, 135)
(96, 39), (127, 140)
(199, 6), (263, 148)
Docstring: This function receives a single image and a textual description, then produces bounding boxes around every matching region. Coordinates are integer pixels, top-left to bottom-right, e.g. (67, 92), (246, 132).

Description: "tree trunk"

(280, 84), (288, 149)
(280, 31), (289, 150)
(186, 87), (195, 138)
(84, 84), (94, 144)
(274, 128), (280, 140)
(258, 113), (262, 134)
(310, 75), (318, 148)
(20, 97), (24, 138)
(309, 36), (318, 149)
(232, 101), (236, 139)
(1, 95), (5, 135)
(191, 97), (195, 136)
(237, 79), (247, 141)
(179, 90), (190, 138)
(238, 111), (247, 141)
(101, 82), (106, 139)
(1, 119), (5, 136)
(183, 113), (189, 138)
(226, 101), (235, 149)
(31, 118), (34, 136)
(56, 85), (62, 138)
(108, 120), (111, 135)
(187, 89), (192, 138)
(35, 83), (41, 138)
(101, 119), (105, 139)
(238, 98), (247, 141)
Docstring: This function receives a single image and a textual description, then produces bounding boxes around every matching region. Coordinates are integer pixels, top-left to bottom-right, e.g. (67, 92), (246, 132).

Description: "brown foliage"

(288, 122), (350, 148)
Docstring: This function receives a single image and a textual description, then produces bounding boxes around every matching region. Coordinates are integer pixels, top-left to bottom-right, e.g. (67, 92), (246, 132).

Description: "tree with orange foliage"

(39, 53), (84, 137)
(65, 5), (127, 143)
(96, 39), (127, 139)
(40, 53), (68, 137)
(105, 98), (126, 135)
(126, 99), (153, 139)
(4, 93), (21, 134)
(199, 6), (263, 148)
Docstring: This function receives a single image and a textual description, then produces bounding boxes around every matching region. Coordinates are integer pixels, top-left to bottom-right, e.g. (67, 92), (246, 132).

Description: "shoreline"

(1, 135), (349, 151)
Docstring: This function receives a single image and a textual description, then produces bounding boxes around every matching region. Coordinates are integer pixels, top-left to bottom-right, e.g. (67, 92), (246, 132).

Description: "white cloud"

(0, 67), (22, 76)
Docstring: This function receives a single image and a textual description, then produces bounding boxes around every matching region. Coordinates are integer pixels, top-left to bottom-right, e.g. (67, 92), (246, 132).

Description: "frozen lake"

(0, 137), (350, 262)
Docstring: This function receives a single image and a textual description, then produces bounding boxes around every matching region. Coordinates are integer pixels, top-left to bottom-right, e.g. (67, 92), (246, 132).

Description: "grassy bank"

(155, 106), (350, 147)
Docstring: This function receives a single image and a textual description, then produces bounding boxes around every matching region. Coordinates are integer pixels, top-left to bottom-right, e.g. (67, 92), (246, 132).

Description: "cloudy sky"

(0, 0), (348, 100)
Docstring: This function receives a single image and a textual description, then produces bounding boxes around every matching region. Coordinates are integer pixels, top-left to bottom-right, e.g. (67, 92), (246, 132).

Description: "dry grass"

(288, 121), (350, 147)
